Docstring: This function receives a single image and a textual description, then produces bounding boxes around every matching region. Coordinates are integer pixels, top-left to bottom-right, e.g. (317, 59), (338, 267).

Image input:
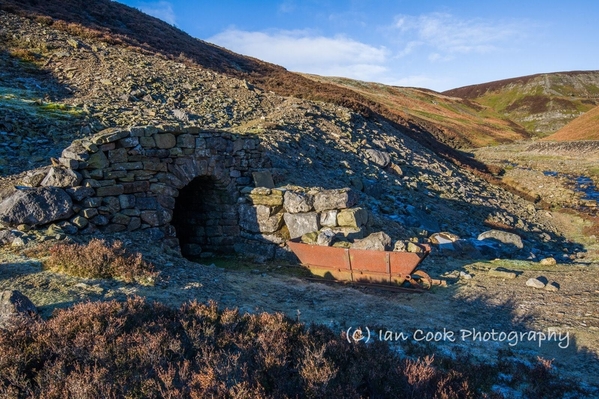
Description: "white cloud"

(278, 0), (296, 14)
(393, 12), (523, 59)
(207, 29), (391, 82)
(137, 1), (176, 25)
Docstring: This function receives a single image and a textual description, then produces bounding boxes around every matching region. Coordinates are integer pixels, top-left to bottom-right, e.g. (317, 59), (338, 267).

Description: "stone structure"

(50, 125), (267, 254)
(0, 125), (379, 260)
(236, 186), (372, 259)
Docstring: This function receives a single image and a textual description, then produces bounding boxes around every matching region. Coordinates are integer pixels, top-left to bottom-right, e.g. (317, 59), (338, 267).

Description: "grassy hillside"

(303, 75), (530, 148)
(444, 71), (599, 137)
(544, 105), (599, 141)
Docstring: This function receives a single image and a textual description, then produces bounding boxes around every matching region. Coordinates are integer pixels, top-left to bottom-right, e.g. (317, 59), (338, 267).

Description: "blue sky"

(116, 1), (599, 92)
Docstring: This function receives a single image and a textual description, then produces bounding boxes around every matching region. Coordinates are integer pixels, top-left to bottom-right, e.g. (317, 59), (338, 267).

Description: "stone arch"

(57, 125), (269, 253)
(172, 174), (240, 257)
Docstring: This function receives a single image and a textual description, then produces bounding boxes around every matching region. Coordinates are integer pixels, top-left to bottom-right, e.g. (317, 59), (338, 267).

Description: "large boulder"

(0, 187), (73, 227)
(352, 232), (392, 251)
(477, 230), (523, 250)
(40, 166), (82, 188)
(0, 290), (38, 329)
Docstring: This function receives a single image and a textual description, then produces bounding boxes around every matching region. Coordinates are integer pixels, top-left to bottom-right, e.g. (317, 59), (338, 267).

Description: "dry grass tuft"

(45, 238), (157, 285)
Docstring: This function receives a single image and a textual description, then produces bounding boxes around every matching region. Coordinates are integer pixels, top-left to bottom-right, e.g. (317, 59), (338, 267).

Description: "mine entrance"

(172, 176), (240, 258)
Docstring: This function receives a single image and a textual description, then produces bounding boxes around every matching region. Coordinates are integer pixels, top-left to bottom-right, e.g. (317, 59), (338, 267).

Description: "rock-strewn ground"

(1, 227), (598, 392)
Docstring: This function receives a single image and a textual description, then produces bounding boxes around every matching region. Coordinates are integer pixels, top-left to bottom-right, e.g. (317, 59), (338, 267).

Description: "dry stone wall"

(53, 125), (267, 251)
(236, 186), (374, 260)
(0, 125), (388, 260)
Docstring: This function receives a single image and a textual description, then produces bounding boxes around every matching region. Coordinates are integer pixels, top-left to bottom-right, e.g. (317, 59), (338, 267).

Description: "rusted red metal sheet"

(287, 240), (430, 285)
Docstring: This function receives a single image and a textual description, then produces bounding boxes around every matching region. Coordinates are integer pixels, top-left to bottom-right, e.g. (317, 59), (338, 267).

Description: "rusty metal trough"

(287, 240), (432, 287)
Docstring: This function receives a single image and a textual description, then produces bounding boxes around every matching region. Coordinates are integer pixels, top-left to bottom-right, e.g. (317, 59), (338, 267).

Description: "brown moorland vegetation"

(0, 296), (585, 398)
(444, 71), (599, 137)
(544, 105), (599, 141)
(302, 74), (531, 148)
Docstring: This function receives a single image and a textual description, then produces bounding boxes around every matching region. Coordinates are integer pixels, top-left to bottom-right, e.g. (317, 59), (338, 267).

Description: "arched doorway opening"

(172, 175), (240, 258)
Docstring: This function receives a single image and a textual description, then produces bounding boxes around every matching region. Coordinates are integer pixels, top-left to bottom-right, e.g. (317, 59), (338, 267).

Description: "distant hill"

(444, 71), (599, 137)
(302, 75), (530, 148)
(544, 105), (599, 141)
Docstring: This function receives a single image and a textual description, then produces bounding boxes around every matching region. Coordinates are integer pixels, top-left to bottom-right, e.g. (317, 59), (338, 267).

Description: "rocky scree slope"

(0, 0), (499, 173)
(444, 71), (599, 137)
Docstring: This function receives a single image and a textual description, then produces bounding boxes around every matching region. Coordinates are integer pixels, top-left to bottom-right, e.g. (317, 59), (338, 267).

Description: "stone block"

(141, 209), (172, 227)
(108, 148), (128, 163)
(127, 217), (141, 231)
(91, 128), (130, 144)
(196, 137), (206, 149)
(129, 127), (145, 137)
(143, 161), (168, 172)
(96, 185), (124, 197)
(111, 162), (143, 171)
(99, 143), (116, 152)
(82, 197), (102, 208)
(320, 210), (338, 227)
(252, 171), (275, 188)
(65, 186), (95, 201)
(149, 183), (178, 197)
(59, 158), (79, 169)
(111, 213), (131, 225)
(154, 133), (176, 149)
(40, 167), (82, 188)
(283, 191), (313, 213)
(177, 134), (196, 148)
(477, 230), (523, 251)
(0, 290), (37, 329)
(313, 189), (358, 212)
(118, 137), (139, 148)
(85, 151), (109, 169)
(337, 207), (369, 228)
(169, 148), (183, 157)
(70, 216), (88, 228)
(157, 195), (176, 210)
(283, 212), (320, 239)
(248, 193), (283, 206)
(92, 214), (109, 226)
(122, 181), (150, 194)
(136, 197), (158, 210)
(118, 194), (136, 209)
(140, 136), (156, 148)
(239, 204), (284, 234)
(0, 187), (73, 227)
(352, 232), (391, 251)
(488, 269), (518, 279)
(104, 170), (127, 179)
(121, 208), (141, 217)
(102, 196), (121, 213)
